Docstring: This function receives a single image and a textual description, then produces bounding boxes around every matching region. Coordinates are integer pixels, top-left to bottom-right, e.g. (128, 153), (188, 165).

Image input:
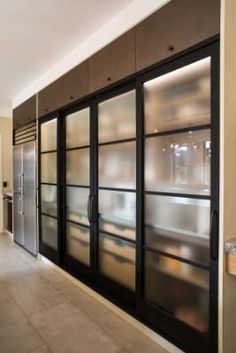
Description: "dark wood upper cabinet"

(38, 61), (89, 118)
(136, 0), (220, 71)
(89, 29), (136, 93)
(61, 60), (89, 107)
(13, 95), (36, 129)
(38, 78), (64, 118)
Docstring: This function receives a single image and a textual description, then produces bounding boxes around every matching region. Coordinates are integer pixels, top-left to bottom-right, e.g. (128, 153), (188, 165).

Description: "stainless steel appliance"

(13, 140), (37, 255)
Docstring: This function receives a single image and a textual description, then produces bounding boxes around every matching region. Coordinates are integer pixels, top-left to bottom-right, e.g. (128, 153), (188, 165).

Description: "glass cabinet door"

(39, 118), (58, 253)
(65, 108), (91, 266)
(143, 57), (212, 334)
(98, 90), (136, 291)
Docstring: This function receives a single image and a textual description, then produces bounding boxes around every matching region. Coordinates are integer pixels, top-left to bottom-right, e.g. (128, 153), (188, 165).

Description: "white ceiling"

(0, 0), (135, 115)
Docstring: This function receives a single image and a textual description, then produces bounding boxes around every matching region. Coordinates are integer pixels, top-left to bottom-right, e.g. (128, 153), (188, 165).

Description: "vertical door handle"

(87, 194), (94, 223)
(87, 195), (92, 223)
(18, 197), (22, 215)
(18, 174), (22, 192)
(21, 174), (24, 195)
(210, 210), (218, 260)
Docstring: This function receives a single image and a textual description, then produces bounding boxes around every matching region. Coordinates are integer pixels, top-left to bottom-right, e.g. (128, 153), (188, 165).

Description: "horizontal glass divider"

(40, 149), (57, 154)
(98, 137), (136, 147)
(66, 145), (90, 151)
(99, 186), (136, 193)
(41, 212), (58, 220)
(66, 184), (90, 189)
(66, 219), (90, 229)
(40, 182), (58, 186)
(144, 123), (211, 139)
(101, 248), (135, 265)
(143, 246), (210, 272)
(99, 229), (136, 244)
(144, 190), (211, 200)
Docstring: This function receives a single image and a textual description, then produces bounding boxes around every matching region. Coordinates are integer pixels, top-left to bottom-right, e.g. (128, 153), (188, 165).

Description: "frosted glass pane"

(144, 58), (211, 134)
(41, 153), (57, 183)
(67, 187), (89, 226)
(99, 91), (136, 143)
(67, 222), (90, 266)
(145, 129), (210, 195)
(40, 119), (57, 152)
(145, 251), (209, 333)
(99, 190), (136, 240)
(66, 148), (89, 186)
(99, 142), (136, 189)
(66, 108), (90, 148)
(41, 184), (57, 217)
(41, 215), (57, 249)
(145, 195), (210, 265)
(99, 233), (135, 291)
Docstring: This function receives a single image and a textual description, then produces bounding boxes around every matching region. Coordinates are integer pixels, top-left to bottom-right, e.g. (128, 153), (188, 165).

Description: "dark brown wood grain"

(13, 95), (36, 129)
(89, 29), (136, 93)
(38, 60), (89, 117)
(136, 0), (220, 71)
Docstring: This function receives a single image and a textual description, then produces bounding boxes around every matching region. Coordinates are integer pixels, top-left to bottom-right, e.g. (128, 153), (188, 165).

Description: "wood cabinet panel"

(13, 95), (36, 129)
(38, 78), (64, 118)
(89, 29), (136, 93)
(62, 61), (89, 107)
(38, 61), (89, 118)
(136, 0), (220, 71)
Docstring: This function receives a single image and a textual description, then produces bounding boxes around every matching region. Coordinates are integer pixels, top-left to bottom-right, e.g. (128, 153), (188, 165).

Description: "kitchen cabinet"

(38, 61), (89, 118)
(136, 0), (220, 71)
(89, 29), (136, 93)
(13, 95), (36, 129)
(62, 61), (89, 106)
(38, 78), (64, 118)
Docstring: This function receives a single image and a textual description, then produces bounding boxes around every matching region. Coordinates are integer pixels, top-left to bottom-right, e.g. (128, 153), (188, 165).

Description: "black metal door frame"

(38, 113), (61, 264)
(136, 41), (219, 353)
(38, 37), (219, 353)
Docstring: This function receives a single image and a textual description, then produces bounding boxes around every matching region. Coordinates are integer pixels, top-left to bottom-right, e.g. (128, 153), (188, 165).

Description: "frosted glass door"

(65, 107), (91, 266)
(144, 58), (212, 333)
(98, 90), (136, 290)
(40, 118), (58, 251)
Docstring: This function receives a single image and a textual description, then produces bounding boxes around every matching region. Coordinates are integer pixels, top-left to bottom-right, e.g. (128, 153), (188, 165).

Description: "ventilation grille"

(14, 122), (37, 145)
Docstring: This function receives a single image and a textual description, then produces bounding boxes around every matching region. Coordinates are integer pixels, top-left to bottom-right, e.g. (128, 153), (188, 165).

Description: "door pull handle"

(210, 210), (218, 260)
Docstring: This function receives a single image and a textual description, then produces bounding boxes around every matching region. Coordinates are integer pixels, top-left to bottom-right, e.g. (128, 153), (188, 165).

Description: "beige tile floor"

(0, 232), (169, 353)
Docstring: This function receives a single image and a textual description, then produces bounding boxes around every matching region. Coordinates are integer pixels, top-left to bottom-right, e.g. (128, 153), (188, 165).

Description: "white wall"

(13, 0), (170, 108)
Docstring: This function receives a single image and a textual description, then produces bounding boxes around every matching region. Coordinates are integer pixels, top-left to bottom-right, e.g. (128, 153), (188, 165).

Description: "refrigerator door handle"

(18, 197), (22, 215)
(21, 173), (24, 196)
(210, 210), (218, 260)
(18, 173), (22, 192)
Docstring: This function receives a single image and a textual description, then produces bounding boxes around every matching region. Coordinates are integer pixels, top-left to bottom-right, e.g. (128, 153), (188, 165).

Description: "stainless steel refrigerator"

(13, 141), (37, 255)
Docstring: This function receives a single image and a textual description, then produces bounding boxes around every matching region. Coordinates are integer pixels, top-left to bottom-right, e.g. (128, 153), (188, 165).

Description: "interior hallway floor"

(0, 232), (170, 353)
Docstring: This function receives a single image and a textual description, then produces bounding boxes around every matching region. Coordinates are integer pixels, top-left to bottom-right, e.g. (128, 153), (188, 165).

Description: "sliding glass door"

(39, 116), (59, 262)
(139, 45), (219, 353)
(63, 106), (93, 275)
(97, 89), (136, 297)
(38, 42), (219, 353)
